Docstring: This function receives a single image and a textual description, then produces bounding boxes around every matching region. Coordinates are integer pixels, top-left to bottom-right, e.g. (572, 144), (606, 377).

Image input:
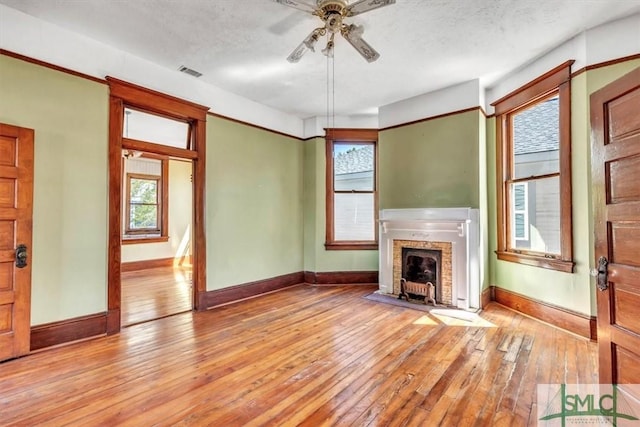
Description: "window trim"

(122, 156), (169, 245)
(325, 128), (379, 250)
(493, 60), (574, 273)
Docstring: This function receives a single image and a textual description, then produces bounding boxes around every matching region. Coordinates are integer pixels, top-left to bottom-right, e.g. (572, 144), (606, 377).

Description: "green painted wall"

(3, 50), (636, 326)
(0, 55), (109, 325)
(302, 137), (378, 272)
(377, 110), (488, 289)
(487, 60), (640, 316)
(585, 60), (640, 94)
(486, 116), (498, 290)
(302, 110), (485, 274)
(302, 138), (318, 272)
(478, 112), (490, 291)
(206, 117), (304, 290)
(0, 56), (307, 323)
(379, 110), (481, 209)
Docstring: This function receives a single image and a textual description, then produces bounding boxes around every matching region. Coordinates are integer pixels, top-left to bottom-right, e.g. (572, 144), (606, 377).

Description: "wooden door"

(0, 123), (34, 362)
(591, 67), (640, 394)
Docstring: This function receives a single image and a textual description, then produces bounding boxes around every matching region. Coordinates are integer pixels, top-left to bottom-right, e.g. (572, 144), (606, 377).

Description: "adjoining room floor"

(121, 265), (192, 326)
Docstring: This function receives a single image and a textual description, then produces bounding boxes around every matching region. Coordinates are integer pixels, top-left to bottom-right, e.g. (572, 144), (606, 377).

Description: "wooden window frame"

(493, 61), (574, 273)
(123, 161), (169, 243)
(325, 128), (379, 250)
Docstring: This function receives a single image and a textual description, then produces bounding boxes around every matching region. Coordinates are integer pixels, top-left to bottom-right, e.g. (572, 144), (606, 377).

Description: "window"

(325, 129), (378, 250)
(128, 174), (160, 231)
(123, 156), (169, 243)
(512, 182), (529, 242)
(493, 61), (574, 272)
(123, 107), (193, 149)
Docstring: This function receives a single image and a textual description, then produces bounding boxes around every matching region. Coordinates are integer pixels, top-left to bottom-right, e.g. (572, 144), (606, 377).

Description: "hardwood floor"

(121, 265), (193, 326)
(1, 284), (597, 426)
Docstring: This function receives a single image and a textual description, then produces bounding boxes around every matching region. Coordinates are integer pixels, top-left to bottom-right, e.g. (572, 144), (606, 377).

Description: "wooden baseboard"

(204, 271), (304, 308)
(30, 313), (107, 351)
(491, 286), (597, 340)
(106, 308), (120, 335)
(121, 257), (172, 272)
(304, 271), (378, 285)
(303, 271), (315, 284)
(121, 256), (191, 272)
(481, 287), (492, 309)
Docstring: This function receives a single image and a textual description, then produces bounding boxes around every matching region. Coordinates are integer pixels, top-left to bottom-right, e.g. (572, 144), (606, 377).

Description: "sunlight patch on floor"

(412, 315), (438, 326)
(429, 309), (496, 327)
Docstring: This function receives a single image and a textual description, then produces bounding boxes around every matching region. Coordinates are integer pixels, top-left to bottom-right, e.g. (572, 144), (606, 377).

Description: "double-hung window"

(325, 129), (378, 250)
(493, 61), (574, 272)
(123, 156), (169, 243)
(127, 173), (160, 233)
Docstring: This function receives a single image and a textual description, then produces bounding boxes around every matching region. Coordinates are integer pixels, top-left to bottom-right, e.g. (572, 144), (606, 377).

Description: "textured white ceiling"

(2, 0), (639, 118)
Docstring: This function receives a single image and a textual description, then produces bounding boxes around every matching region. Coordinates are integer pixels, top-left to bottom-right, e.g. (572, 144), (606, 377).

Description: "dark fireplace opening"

(401, 248), (442, 302)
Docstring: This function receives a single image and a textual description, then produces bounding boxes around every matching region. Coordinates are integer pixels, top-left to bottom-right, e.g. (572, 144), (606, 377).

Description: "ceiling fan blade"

(347, 0), (396, 16)
(287, 27), (324, 62)
(343, 27), (380, 62)
(273, 0), (317, 14)
(287, 41), (309, 63)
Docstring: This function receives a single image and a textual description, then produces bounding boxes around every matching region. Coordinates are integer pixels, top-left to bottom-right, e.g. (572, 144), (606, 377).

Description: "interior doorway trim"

(106, 77), (209, 334)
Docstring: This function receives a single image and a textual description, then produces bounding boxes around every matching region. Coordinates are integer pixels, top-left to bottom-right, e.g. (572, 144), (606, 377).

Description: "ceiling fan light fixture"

(322, 39), (335, 58)
(275, 0), (394, 63)
(303, 29), (322, 51)
(325, 13), (343, 33)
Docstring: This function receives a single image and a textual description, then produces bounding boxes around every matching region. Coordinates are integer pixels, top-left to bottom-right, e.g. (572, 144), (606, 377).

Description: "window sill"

(325, 242), (378, 251)
(496, 250), (574, 273)
(122, 236), (169, 245)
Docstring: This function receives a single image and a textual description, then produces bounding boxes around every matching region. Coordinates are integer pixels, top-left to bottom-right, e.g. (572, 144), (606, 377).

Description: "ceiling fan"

(273, 0), (396, 63)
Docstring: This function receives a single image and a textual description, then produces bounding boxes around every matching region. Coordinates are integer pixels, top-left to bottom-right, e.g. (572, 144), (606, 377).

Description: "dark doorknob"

(15, 244), (27, 268)
(596, 256), (608, 291)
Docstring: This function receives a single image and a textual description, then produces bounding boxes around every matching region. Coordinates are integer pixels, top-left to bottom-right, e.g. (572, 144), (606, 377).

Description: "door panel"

(608, 87), (640, 138)
(0, 124), (34, 362)
(609, 154), (640, 203)
(616, 345), (640, 385)
(610, 222), (640, 266)
(591, 67), (640, 396)
(613, 284), (640, 334)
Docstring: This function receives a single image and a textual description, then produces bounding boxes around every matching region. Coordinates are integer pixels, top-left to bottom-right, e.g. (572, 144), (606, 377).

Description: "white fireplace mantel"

(379, 208), (481, 311)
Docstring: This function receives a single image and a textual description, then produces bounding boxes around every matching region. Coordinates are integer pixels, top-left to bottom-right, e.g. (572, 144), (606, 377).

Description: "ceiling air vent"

(178, 65), (203, 78)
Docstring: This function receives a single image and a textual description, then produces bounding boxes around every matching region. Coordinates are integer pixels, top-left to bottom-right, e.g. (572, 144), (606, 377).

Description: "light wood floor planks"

(0, 284), (597, 426)
(121, 265), (193, 326)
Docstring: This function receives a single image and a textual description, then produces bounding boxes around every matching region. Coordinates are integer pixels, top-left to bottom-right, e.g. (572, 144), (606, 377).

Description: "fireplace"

(379, 208), (481, 310)
(394, 240), (452, 305)
(401, 247), (442, 303)
(403, 248), (440, 286)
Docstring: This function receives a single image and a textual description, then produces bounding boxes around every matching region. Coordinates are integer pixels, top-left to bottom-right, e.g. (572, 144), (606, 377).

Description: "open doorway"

(106, 77), (208, 334)
(120, 153), (193, 326)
